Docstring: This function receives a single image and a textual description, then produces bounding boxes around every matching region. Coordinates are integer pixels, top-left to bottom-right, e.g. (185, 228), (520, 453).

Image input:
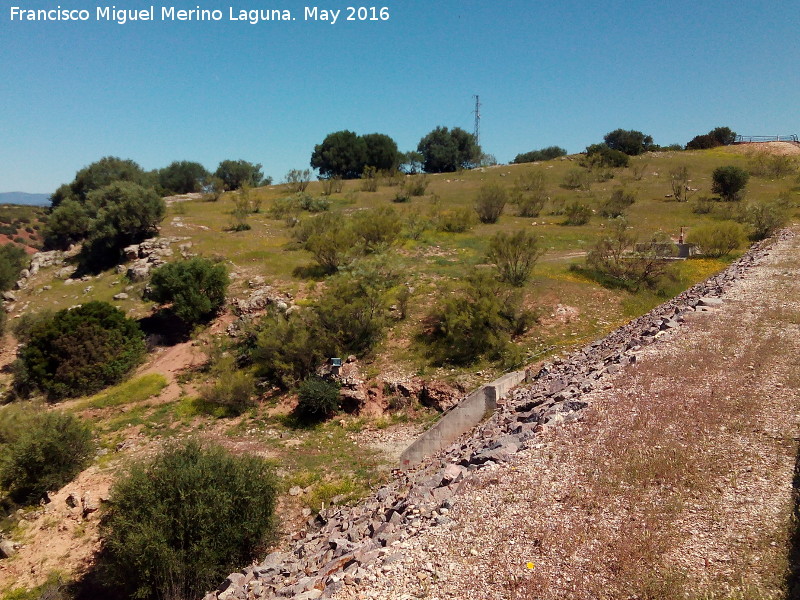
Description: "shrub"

(563, 201), (592, 225)
(691, 196), (715, 214)
(424, 271), (528, 365)
(315, 267), (394, 356)
(586, 219), (672, 290)
(17, 302), (146, 400)
(405, 175), (429, 196)
(486, 230), (545, 286)
(712, 165), (749, 201)
(737, 200), (789, 241)
(686, 221), (745, 257)
(436, 208), (476, 233)
(599, 189), (636, 218)
(147, 257), (229, 326)
(747, 152), (798, 179)
(561, 168), (592, 190)
(584, 144), (630, 168)
(474, 183), (507, 224)
(686, 126), (736, 150)
(0, 243), (28, 292)
(284, 168), (311, 192)
(393, 188), (411, 203)
(360, 166), (379, 192)
(513, 171), (548, 217)
(252, 309), (329, 388)
(294, 378), (341, 423)
(99, 441), (277, 600)
(304, 222), (356, 273)
(512, 146), (567, 164)
(0, 408), (94, 504)
(351, 207), (402, 252)
(669, 166), (694, 202)
(201, 360), (256, 416)
(230, 189), (252, 231)
(320, 176), (344, 196)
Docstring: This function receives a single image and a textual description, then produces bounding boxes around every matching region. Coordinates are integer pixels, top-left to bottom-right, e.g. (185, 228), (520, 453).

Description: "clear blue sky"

(2, 0), (798, 193)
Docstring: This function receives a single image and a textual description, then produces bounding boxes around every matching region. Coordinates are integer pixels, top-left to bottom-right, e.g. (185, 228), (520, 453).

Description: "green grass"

(77, 373), (168, 409)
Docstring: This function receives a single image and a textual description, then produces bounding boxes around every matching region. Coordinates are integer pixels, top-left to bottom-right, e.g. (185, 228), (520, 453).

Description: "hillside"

(0, 144), (798, 598)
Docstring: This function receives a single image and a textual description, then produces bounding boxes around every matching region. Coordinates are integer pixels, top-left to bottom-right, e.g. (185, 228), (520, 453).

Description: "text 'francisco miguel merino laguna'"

(9, 6), (391, 25)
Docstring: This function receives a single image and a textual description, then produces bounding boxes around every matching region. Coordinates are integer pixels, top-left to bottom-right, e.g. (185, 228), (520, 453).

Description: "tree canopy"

(17, 301), (146, 400)
(603, 129), (655, 156)
(148, 257), (230, 325)
(417, 126), (481, 173)
(310, 130), (401, 179)
(51, 156), (149, 207)
(686, 126), (737, 150)
(512, 146), (567, 164)
(81, 182), (166, 268)
(158, 161), (210, 194)
(214, 159), (269, 190)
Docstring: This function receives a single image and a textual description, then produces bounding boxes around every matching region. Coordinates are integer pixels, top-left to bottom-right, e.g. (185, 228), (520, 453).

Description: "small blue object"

(330, 358), (342, 367)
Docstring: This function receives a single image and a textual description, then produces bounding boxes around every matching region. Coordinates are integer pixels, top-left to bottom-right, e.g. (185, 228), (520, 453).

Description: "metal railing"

(734, 134), (799, 143)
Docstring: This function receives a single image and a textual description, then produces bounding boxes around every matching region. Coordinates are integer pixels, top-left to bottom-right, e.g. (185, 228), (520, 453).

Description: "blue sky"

(1, 0), (798, 193)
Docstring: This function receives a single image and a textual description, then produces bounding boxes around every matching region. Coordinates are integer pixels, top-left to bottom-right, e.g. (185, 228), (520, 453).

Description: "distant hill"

(0, 192), (51, 206)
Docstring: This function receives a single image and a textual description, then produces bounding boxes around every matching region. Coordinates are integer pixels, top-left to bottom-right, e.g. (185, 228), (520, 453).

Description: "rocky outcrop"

(118, 236), (189, 281)
(203, 231), (787, 600)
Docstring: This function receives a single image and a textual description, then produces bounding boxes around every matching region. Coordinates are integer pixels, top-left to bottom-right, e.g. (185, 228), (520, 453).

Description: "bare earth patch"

(334, 228), (800, 600)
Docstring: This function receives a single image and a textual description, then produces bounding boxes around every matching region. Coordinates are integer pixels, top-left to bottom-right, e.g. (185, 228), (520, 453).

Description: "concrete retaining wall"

(400, 370), (527, 468)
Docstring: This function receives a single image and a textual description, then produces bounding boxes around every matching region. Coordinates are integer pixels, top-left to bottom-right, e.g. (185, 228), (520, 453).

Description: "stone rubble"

(201, 232), (785, 600)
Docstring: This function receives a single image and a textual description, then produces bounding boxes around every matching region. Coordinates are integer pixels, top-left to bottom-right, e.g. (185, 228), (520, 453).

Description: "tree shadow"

(785, 442), (800, 598)
(138, 310), (191, 347)
(292, 263), (331, 280)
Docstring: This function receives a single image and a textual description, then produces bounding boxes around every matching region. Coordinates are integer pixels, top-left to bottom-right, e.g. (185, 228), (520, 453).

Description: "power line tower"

(472, 94), (481, 146)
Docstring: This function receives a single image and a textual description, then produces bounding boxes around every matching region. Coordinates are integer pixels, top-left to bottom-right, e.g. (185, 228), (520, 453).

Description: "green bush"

(360, 166), (379, 192)
(201, 361), (256, 416)
(513, 171), (548, 217)
(253, 310), (328, 388)
(486, 230), (545, 286)
(474, 183), (507, 224)
(712, 165), (749, 201)
(512, 146), (567, 164)
(0, 244), (27, 292)
(294, 378), (341, 423)
(561, 168), (592, 190)
(585, 144), (630, 168)
(0, 407), (94, 504)
(17, 302), (146, 400)
(147, 257), (229, 325)
(436, 208), (476, 233)
(563, 201), (592, 225)
(99, 441), (277, 600)
(81, 182), (166, 268)
(599, 189), (636, 218)
(424, 271), (528, 365)
(603, 129), (654, 156)
(351, 207), (402, 253)
(686, 221), (745, 257)
(586, 219), (672, 290)
(738, 200), (789, 241)
(158, 161), (210, 195)
(405, 175), (429, 196)
(747, 152), (798, 179)
(284, 168), (311, 192)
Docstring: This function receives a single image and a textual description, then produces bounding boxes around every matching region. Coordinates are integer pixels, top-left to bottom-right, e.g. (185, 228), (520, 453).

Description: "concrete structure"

(400, 370), (527, 468)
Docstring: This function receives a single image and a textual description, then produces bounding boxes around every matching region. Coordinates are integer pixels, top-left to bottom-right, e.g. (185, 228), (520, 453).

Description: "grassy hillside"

(0, 145), (798, 597)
